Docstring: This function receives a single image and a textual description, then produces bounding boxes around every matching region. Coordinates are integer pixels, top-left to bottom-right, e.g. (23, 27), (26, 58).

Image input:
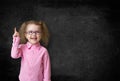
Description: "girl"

(11, 20), (51, 81)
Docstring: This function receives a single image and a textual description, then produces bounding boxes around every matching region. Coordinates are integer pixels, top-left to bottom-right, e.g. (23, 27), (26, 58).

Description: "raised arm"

(11, 27), (22, 59)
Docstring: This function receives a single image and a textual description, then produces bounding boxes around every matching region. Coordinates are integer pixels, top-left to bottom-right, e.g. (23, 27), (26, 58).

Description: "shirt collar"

(26, 42), (41, 49)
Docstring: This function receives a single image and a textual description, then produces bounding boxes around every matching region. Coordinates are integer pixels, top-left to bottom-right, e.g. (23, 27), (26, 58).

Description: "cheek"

(37, 35), (41, 40)
(38, 35), (41, 39)
(25, 34), (30, 39)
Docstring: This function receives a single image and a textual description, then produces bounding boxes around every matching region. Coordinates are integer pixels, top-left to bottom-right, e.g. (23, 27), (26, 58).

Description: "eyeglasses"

(25, 31), (41, 35)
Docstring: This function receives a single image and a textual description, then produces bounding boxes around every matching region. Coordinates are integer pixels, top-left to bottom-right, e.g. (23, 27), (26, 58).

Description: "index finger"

(14, 27), (17, 33)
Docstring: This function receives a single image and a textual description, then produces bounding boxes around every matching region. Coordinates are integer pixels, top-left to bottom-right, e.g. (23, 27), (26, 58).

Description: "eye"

(35, 31), (40, 34)
(26, 31), (41, 35)
(25, 31), (33, 34)
(28, 31), (33, 34)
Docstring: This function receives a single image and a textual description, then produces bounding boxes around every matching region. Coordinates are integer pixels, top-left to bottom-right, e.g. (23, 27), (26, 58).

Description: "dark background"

(0, 0), (120, 81)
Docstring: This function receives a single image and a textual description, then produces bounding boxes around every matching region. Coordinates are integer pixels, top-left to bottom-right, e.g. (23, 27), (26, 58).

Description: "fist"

(13, 27), (19, 38)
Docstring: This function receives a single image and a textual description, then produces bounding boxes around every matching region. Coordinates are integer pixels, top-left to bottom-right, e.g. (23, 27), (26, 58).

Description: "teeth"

(31, 38), (37, 39)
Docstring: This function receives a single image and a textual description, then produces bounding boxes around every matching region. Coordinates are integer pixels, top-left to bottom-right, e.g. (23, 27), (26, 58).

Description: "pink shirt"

(11, 37), (51, 81)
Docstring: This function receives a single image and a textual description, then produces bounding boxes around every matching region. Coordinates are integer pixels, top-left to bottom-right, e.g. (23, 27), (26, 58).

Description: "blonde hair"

(19, 20), (50, 47)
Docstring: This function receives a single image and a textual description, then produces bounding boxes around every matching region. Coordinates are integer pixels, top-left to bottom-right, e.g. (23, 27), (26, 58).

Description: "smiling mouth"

(31, 38), (37, 40)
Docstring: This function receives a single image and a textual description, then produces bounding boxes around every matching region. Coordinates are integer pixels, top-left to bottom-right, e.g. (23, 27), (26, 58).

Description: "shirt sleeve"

(11, 36), (22, 59)
(43, 49), (51, 81)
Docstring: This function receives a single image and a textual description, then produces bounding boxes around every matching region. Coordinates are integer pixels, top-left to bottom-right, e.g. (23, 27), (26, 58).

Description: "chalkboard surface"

(0, 1), (119, 81)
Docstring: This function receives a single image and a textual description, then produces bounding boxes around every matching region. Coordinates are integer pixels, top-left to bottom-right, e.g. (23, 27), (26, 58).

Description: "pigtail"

(40, 21), (50, 47)
(19, 22), (27, 44)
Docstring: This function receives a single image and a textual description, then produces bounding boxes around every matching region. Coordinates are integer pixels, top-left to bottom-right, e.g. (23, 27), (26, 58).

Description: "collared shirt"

(11, 37), (51, 81)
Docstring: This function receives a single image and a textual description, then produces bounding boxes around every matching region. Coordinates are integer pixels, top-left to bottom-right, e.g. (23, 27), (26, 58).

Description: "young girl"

(11, 20), (51, 81)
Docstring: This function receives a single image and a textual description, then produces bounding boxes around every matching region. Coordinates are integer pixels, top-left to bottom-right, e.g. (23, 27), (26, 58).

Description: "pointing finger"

(14, 27), (17, 33)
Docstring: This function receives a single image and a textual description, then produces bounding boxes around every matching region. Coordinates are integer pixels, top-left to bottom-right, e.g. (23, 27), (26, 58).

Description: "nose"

(32, 32), (36, 35)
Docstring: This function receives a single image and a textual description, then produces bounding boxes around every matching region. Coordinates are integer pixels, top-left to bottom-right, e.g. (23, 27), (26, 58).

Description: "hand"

(13, 27), (19, 38)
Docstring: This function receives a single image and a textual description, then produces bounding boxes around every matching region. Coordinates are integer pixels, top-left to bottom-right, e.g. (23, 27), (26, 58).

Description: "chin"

(29, 42), (37, 45)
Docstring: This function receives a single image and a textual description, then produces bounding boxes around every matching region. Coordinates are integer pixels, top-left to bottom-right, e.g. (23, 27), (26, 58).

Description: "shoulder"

(40, 46), (50, 56)
(40, 45), (48, 52)
(18, 44), (26, 48)
(40, 46), (50, 58)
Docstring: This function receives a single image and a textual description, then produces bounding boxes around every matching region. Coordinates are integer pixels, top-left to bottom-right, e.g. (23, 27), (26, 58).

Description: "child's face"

(25, 24), (41, 45)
